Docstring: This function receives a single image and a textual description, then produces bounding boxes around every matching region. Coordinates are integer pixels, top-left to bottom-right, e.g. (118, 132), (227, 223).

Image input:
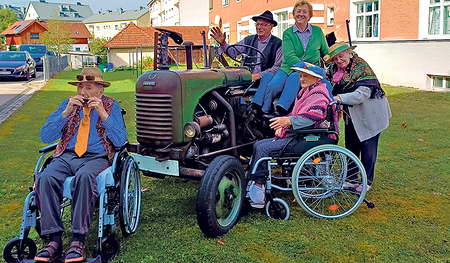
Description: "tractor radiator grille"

(135, 93), (173, 146)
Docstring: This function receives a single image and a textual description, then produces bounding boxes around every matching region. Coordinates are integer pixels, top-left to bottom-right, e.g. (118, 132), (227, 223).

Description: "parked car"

(47, 50), (57, 57)
(0, 51), (36, 81)
(19, 44), (47, 71)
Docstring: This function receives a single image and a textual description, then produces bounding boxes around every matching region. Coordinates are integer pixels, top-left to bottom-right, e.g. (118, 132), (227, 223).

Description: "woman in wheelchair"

(34, 67), (127, 263)
(247, 62), (337, 208)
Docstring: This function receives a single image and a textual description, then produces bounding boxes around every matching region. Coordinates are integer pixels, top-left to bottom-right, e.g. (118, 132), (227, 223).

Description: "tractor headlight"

(184, 121), (201, 138)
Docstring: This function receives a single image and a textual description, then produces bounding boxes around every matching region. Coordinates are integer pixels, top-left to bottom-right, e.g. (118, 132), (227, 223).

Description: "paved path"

(0, 72), (46, 124)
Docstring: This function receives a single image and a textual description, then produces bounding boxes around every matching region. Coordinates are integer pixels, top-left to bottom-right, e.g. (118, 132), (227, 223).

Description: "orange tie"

(74, 107), (92, 157)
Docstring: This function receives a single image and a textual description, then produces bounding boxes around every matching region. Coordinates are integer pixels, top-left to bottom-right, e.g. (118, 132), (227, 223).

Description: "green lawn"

(1, 69), (450, 262)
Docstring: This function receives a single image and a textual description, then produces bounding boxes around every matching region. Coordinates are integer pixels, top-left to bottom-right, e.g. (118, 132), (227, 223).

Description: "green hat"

(325, 41), (357, 63)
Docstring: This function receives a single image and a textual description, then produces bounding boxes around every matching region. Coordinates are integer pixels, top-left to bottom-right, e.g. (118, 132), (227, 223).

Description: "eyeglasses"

(76, 75), (96, 81)
(255, 23), (271, 27)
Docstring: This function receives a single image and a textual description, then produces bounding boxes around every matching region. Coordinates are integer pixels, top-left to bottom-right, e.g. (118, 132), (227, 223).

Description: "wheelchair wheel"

(196, 155), (245, 237)
(265, 198), (290, 220)
(292, 145), (367, 219)
(3, 237), (37, 263)
(93, 237), (120, 263)
(119, 155), (142, 237)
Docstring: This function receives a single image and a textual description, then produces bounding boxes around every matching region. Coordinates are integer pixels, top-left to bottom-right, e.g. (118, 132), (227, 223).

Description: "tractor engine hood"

(135, 68), (251, 148)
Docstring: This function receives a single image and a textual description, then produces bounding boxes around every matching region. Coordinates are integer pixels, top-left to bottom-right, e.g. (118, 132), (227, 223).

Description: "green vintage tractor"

(129, 28), (270, 237)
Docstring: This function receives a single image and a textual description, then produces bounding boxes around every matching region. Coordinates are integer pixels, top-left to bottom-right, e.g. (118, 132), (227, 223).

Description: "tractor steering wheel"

(225, 44), (266, 67)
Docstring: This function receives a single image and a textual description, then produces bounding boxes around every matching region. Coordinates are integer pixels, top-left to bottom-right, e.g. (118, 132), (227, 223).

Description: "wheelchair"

(248, 101), (374, 220)
(3, 143), (142, 263)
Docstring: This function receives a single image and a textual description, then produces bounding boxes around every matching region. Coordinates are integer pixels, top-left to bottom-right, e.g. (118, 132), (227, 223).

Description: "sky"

(3, 0), (150, 13)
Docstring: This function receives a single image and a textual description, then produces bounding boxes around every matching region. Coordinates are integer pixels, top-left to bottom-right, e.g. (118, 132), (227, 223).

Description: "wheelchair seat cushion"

(63, 167), (114, 199)
(270, 133), (337, 158)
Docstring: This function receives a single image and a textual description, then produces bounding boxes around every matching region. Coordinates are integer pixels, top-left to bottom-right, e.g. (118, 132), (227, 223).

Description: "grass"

(1, 70), (450, 262)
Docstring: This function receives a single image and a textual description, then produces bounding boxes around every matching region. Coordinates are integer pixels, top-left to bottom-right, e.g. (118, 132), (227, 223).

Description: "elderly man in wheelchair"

(3, 67), (141, 263)
(246, 62), (373, 219)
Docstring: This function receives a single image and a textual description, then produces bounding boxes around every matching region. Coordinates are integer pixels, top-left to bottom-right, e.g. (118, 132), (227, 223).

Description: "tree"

(0, 9), (18, 48)
(41, 19), (75, 55)
(88, 37), (108, 63)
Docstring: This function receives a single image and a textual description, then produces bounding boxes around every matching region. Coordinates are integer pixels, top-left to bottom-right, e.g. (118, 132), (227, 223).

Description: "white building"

(83, 7), (150, 40)
(148, 0), (209, 26)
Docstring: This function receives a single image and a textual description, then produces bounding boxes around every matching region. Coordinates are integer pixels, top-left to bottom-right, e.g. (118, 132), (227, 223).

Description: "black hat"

(252, 10), (277, 27)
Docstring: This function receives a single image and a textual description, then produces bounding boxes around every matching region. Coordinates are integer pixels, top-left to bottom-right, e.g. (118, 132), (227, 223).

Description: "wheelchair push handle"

(330, 100), (353, 113)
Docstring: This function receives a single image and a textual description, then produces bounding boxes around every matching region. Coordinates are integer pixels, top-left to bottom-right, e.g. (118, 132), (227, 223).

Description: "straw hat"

(68, 67), (111, 87)
(325, 41), (357, 63)
(291, 62), (324, 79)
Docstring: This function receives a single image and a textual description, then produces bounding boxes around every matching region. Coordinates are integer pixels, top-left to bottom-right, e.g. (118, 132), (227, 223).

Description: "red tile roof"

(41, 21), (92, 39)
(1, 20), (92, 39)
(103, 22), (210, 48)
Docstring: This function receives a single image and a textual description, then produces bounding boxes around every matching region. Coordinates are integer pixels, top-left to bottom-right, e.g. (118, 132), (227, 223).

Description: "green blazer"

(279, 25), (329, 75)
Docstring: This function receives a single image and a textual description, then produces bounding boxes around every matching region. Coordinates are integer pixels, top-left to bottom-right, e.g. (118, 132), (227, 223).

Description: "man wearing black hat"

(211, 10), (282, 86)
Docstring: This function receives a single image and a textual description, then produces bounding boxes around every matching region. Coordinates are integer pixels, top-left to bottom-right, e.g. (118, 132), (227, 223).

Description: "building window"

(276, 11), (288, 39)
(431, 75), (450, 88)
(222, 0), (229, 7)
(30, 33), (39, 39)
(356, 1), (379, 38)
(327, 6), (335, 26)
(429, 0), (450, 35)
(223, 24), (230, 43)
(115, 25), (119, 30)
(209, 0), (213, 11)
(103, 25), (111, 30)
(96, 26), (100, 31)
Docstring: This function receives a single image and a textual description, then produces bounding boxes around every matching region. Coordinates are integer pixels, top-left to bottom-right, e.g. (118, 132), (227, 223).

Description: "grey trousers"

(248, 137), (291, 184)
(35, 151), (110, 235)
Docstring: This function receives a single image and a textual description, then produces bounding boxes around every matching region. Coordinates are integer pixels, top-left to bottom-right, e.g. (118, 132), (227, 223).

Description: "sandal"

(34, 241), (63, 262)
(64, 241), (86, 263)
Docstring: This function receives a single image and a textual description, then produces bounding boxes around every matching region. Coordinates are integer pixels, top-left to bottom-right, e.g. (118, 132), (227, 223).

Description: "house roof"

(83, 7), (149, 24)
(27, 1), (94, 21)
(103, 22), (210, 48)
(1, 19), (92, 39)
(0, 20), (46, 35)
(41, 21), (92, 39)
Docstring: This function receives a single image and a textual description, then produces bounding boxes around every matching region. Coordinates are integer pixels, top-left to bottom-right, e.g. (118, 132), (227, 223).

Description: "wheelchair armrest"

(39, 143), (58, 153)
(288, 128), (330, 135)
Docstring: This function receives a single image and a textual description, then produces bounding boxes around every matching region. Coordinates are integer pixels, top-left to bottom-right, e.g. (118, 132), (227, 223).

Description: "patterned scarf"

(53, 95), (116, 163)
(327, 54), (385, 99)
(278, 81), (336, 138)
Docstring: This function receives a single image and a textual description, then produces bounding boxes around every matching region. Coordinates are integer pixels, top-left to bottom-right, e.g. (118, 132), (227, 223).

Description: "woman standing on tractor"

(250, 0), (329, 118)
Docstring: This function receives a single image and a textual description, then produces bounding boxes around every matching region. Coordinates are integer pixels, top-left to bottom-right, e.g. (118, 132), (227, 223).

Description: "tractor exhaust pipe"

(211, 91), (238, 157)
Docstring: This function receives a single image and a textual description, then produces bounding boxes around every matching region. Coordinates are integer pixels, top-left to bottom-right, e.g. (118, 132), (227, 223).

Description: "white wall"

(352, 40), (450, 90)
(108, 47), (155, 67)
(179, 0), (209, 26)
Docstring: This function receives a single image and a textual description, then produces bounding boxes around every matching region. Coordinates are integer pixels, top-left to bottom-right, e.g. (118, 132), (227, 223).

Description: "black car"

(19, 44), (47, 71)
(0, 51), (37, 81)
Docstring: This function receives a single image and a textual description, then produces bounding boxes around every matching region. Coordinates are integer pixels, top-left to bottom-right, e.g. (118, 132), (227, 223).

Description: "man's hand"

(86, 97), (108, 121)
(62, 95), (84, 118)
(269, 116), (291, 130)
(210, 27), (227, 46)
(251, 73), (261, 81)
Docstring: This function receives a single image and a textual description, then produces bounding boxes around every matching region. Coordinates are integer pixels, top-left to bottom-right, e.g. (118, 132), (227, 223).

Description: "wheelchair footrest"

(21, 255), (102, 263)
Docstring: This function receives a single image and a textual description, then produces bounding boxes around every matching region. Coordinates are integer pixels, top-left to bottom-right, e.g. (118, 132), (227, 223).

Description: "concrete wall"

(352, 40), (450, 90)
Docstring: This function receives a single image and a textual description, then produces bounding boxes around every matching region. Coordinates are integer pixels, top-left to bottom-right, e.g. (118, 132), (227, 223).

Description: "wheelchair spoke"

(293, 145), (367, 219)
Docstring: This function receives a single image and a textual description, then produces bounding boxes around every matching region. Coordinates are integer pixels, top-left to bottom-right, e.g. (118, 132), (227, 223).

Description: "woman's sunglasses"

(76, 75), (96, 81)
